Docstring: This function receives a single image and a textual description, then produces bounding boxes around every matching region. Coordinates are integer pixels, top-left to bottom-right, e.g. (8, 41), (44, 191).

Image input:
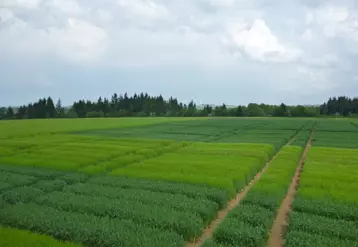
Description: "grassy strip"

(0, 165), (65, 179)
(0, 227), (82, 247)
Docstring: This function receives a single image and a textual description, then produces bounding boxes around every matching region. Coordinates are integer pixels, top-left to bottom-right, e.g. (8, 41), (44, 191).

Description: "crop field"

(286, 120), (358, 247)
(0, 117), (357, 247)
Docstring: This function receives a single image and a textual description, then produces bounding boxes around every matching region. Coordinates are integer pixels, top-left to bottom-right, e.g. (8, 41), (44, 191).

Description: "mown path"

(185, 130), (301, 247)
(266, 128), (315, 247)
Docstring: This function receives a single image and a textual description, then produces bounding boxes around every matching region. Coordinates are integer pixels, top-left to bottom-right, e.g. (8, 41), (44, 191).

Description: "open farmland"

(0, 117), (357, 247)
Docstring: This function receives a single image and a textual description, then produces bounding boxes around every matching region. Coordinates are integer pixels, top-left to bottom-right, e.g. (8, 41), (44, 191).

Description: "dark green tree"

(273, 103), (289, 117)
(5, 107), (14, 119)
(55, 99), (65, 118)
(46, 97), (56, 118)
(246, 103), (266, 117)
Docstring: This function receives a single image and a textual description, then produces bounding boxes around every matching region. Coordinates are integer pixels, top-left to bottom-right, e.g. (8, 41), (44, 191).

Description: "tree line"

(320, 96), (358, 116)
(0, 93), (357, 120)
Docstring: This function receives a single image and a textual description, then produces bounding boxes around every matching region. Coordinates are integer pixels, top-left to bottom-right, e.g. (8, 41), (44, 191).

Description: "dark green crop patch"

(0, 203), (185, 247)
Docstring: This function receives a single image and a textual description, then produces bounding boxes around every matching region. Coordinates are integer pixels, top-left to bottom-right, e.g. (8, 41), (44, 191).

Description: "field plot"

(202, 145), (304, 247)
(286, 147), (358, 247)
(74, 119), (247, 141)
(111, 142), (275, 195)
(0, 135), (180, 172)
(75, 118), (309, 144)
(312, 119), (358, 148)
(0, 165), (229, 247)
(0, 117), (193, 139)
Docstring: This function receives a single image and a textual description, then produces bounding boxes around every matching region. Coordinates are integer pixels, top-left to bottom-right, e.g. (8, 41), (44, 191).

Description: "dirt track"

(266, 129), (315, 247)
(185, 132), (300, 247)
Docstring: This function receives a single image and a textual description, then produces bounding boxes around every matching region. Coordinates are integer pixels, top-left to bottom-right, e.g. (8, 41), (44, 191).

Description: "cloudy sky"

(1, 0), (358, 106)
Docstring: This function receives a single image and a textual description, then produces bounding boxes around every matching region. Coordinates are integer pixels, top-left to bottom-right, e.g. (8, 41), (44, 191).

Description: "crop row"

(286, 146), (358, 246)
(213, 129), (297, 148)
(87, 175), (229, 208)
(311, 131), (358, 148)
(0, 164), (229, 208)
(35, 191), (204, 240)
(0, 203), (185, 247)
(63, 183), (219, 224)
(204, 145), (304, 246)
(315, 119), (358, 132)
(0, 171), (38, 188)
(290, 130), (311, 146)
(80, 141), (190, 174)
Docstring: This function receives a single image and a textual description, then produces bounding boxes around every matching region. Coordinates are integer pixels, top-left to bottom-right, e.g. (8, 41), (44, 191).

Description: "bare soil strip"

(266, 129), (315, 247)
(185, 132), (300, 247)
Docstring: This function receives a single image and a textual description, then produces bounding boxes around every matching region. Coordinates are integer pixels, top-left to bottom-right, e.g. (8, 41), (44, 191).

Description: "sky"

(1, 0), (358, 106)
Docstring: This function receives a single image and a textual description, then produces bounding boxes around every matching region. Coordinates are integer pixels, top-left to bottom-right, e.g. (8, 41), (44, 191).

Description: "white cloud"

(96, 9), (113, 23)
(295, 66), (332, 91)
(303, 53), (339, 68)
(306, 12), (314, 24)
(312, 5), (358, 42)
(317, 6), (350, 23)
(206, 0), (236, 8)
(3, 0), (43, 9)
(223, 19), (301, 62)
(0, 8), (106, 61)
(2, 0), (358, 105)
(48, 18), (107, 61)
(117, 0), (170, 20)
(0, 8), (15, 22)
(48, 0), (83, 15)
(301, 29), (313, 41)
(0, 8), (27, 37)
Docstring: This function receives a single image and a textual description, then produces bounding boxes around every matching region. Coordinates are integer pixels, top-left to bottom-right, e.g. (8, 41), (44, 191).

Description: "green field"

(0, 117), (357, 247)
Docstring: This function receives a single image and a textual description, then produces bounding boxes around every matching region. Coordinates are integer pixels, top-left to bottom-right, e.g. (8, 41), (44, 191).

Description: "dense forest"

(0, 94), (357, 120)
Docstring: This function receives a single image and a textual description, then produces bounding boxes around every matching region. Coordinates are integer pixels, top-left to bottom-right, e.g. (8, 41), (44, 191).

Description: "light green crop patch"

(111, 143), (275, 195)
(298, 147), (358, 203)
(287, 145), (358, 245)
(0, 227), (82, 247)
(0, 117), (197, 139)
(0, 135), (179, 172)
